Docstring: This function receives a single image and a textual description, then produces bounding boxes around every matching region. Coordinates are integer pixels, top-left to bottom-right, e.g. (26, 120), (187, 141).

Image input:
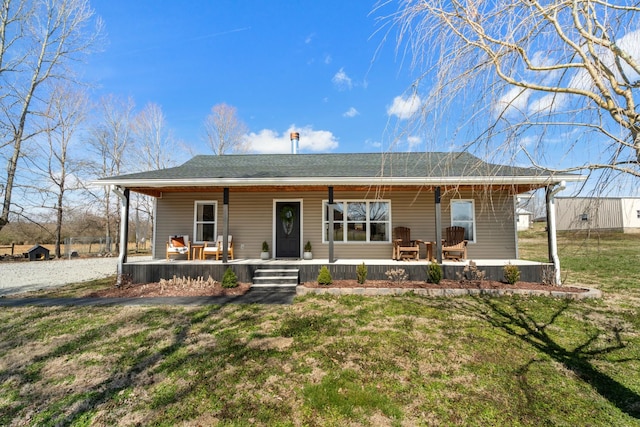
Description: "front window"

(323, 200), (390, 243)
(451, 200), (475, 242)
(194, 201), (217, 242)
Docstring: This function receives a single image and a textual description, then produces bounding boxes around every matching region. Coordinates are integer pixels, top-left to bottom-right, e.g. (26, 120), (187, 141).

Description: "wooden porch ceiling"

(129, 184), (543, 198)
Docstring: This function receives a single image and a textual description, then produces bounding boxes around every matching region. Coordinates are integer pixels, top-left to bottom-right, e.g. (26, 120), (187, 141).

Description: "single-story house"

(95, 152), (584, 285)
(556, 197), (640, 233)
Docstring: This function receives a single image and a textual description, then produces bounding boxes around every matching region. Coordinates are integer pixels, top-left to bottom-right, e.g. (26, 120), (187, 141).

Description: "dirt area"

(86, 279), (587, 298)
(86, 282), (252, 298)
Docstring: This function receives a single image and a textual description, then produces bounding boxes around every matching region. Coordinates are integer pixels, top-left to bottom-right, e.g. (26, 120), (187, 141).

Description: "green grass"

(0, 231), (639, 425)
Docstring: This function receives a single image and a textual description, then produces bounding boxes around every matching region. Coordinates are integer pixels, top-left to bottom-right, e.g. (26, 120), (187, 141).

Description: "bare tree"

(203, 103), (249, 155)
(36, 84), (87, 257)
(384, 1), (640, 179)
(0, 0), (102, 232)
(132, 102), (177, 171)
(86, 95), (135, 253)
(131, 102), (180, 250)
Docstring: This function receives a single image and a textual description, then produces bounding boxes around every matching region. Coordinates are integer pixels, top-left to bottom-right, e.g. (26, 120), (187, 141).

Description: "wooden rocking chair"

(393, 226), (420, 260)
(442, 226), (468, 261)
(166, 235), (191, 260)
(202, 235), (234, 260)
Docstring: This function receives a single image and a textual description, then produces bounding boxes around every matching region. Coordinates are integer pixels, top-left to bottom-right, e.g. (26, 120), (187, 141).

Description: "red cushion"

(171, 237), (185, 247)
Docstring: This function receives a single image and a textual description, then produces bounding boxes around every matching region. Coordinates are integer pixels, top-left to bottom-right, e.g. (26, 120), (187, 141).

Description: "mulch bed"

(86, 282), (252, 298)
(83, 279), (588, 298)
(301, 279), (589, 293)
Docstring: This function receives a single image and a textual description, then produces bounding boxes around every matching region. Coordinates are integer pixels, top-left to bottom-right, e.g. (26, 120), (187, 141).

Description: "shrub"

(304, 241), (312, 252)
(356, 262), (367, 284)
(385, 268), (407, 284)
(317, 266), (332, 285)
(221, 267), (238, 288)
(503, 263), (521, 285)
(262, 241), (269, 252)
(456, 261), (486, 281)
(427, 263), (442, 284)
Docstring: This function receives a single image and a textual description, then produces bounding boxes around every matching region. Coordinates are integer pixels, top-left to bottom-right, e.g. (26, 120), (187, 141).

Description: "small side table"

(191, 244), (204, 260)
(420, 241), (434, 261)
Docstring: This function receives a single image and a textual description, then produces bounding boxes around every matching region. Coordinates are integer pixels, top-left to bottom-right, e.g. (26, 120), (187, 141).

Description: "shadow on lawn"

(472, 297), (640, 419)
(0, 305), (272, 425)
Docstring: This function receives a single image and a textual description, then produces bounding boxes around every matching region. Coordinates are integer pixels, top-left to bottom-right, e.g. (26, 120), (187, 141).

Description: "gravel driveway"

(0, 257), (125, 296)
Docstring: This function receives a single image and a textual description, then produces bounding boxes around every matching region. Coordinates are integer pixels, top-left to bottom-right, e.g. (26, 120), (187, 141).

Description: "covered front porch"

(122, 257), (551, 285)
(97, 153), (586, 287)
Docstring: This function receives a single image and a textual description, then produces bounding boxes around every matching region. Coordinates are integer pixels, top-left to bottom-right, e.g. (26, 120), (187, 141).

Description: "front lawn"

(0, 230), (639, 425)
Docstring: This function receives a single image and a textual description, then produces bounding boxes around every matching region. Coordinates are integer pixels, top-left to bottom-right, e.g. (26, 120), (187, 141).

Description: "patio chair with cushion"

(166, 235), (191, 260)
(442, 226), (468, 261)
(393, 226), (420, 260)
(203, 235), (234, 260)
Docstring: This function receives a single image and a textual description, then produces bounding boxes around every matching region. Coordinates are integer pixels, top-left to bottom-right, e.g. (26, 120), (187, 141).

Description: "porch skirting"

(122, 258), (553, 284)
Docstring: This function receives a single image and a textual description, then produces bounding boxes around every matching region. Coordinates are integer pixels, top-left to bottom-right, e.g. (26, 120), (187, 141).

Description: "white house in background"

(516, 208), (533, 231)
(556, 197), (640, 233)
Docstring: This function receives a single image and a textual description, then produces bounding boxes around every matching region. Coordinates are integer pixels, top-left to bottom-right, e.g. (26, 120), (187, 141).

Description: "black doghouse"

(25, 244), (50, 261)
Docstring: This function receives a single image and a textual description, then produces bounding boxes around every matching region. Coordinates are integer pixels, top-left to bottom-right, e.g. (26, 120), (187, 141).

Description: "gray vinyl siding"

(441, 191), (516, 259)
(153, 189), (517, 260)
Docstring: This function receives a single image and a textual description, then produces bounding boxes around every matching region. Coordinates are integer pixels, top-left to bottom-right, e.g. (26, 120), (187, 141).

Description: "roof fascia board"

(93, 174), (585, 188)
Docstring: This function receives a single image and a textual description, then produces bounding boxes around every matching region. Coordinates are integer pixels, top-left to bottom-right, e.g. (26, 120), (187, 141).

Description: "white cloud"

(386, 94), (422, 120)
(495, 29), (640, 121)
(366, 139), (382, 149)
(517, 135), (538, 148)
(531, 51), (563, 85)
(616, 29), (640, 83)
(324, 54), (332, 65)
(494, 86), (530, 118)
(332, 68), (352, 90)
(563, 29), (640, 95)
(406, 136), (422, 151)
(244, 125), (339, 154)
(528, 93), (567, 115)
(342, 107), (359, 118)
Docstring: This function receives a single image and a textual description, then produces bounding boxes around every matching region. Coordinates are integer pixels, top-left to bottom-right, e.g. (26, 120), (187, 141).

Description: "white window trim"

(193, 200), (218, 243)
(322, 199), (392, 244)
(450, 199), (476, 243)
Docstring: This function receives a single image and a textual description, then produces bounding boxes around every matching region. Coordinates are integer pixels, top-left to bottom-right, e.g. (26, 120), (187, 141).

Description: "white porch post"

(546, 181), (566, 285)
(112, 186), (129, 286)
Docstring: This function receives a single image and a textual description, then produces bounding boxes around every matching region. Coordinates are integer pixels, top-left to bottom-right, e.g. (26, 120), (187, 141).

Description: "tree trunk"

(55, 193), (63, 258)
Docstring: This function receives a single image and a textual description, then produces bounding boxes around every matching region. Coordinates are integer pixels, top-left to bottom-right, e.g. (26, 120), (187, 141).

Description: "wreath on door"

(280, 205), (295, 236)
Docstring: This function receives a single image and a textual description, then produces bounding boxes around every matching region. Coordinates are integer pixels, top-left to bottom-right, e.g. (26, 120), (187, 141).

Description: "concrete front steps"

(252, 268), (299, 288)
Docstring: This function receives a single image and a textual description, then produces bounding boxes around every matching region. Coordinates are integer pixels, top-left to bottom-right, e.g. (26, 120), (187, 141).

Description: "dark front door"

(276, 202), (300, 258)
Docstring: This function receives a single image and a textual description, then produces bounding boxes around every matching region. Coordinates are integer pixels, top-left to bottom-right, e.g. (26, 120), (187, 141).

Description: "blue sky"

(82, 1), (639, 197)
(85, 1), (420, 155)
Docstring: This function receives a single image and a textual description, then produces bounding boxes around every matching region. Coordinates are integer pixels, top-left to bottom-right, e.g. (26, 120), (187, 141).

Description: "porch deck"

(123, 257), (551, 284)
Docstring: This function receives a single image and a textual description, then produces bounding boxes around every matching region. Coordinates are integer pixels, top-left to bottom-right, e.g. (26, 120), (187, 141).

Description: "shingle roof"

(94, 153), (584, 196)
(102, 152), (548, 181)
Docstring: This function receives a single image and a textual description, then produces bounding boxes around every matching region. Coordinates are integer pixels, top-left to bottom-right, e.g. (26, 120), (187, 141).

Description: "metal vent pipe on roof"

(290, 132), (300, 154)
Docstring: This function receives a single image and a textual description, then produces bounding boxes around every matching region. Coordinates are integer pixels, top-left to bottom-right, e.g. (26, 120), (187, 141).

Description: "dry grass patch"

(247, 337), (294, 351)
